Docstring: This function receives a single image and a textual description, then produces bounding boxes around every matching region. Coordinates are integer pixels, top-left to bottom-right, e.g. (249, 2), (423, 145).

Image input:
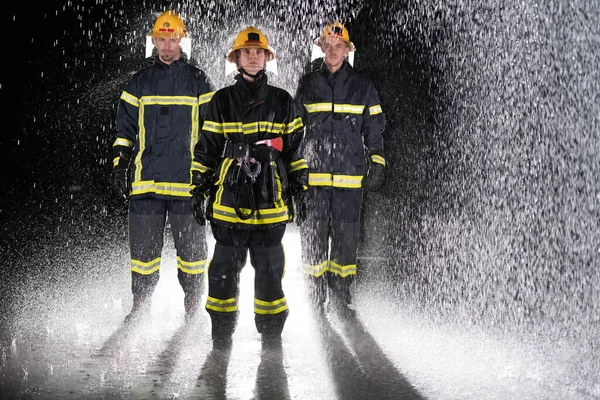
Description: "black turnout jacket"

(192, 73), (308, 229)
(294, 60), (386, 190)
(113, 56), (215, 199)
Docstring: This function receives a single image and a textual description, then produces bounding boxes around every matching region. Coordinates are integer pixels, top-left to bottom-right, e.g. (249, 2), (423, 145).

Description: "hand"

(112, 168), (129, 200)
(290, 169), (309, 225)
(191, 170), (211, 196)
(364, 163), (385, 192)
(191, 190), (206, 226)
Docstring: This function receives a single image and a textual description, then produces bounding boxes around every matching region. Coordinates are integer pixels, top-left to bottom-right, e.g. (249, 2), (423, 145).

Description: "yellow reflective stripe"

(190, 102), (200, 178)
(254, 297), (288, 315)
(211, 203), (290, 225)
(203, 120), (224, 134)
(177, 256), (208, 275)
(302, 261), (329, 277)
(369, 104), (383, 115)
(120, 91), (139, 107)
(308, 173), (363, 188)
(304, 103), (365, 114)
(329, 261), (357, 277)
(206, 296), (238, 312)
(199, 91), (215, 105)
(113, 157), (120, 167)
(333, 104), (364, 114)
(113, 138), (134, 148)
(191, 161), (214, 174)
(140, 95), (200, 106)
(131, 257), (161, 275)
(134, 103), (146, 182)
(304, 103), (331, 113)
(371, 154), (386, 166)
(289, 159), (308, 173)
(131, 181), (193, 197)
(285, 117), (303, 133)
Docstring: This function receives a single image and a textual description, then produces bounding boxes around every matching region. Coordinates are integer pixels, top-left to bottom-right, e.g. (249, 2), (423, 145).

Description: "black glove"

(112, 168), (129, 200)
(191, 190), (206, 226)
(190, 170), (211, 226)
(290, 169), (309, 226)
(363, 150), (385, 192)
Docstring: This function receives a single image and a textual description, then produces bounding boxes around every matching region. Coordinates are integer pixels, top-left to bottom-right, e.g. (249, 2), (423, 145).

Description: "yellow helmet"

(317, 22), (355, 51)
(227, 26), (275, 63)
(149, 10), (187, 39)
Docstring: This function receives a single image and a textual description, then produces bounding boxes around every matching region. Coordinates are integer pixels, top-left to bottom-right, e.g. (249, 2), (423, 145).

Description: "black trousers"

(206, 223), (288, 335)
(128, 197), (207, 301)
(300, 187), (363, 304)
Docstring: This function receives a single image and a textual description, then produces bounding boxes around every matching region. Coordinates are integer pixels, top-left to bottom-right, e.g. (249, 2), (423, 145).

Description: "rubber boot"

(123, 294), (151, 325)
(180, 271), (205, 324)
(210, 312), (238, 350)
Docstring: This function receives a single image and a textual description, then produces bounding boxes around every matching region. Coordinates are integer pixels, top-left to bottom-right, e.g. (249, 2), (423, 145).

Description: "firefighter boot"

(179, 271), (205, 324)
(256, 313), (287, 350)
(211, 312), (238, 350)
(328, 277), (356, 320)
(123, 294), (151, 325)
(307, 275), (328, 315)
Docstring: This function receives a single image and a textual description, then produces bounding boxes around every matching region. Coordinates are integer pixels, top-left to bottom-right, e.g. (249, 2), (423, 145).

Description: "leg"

(126, 197), (167, 322)
(248, 225), (287, 337)
(299, 187), (331, 308)
(168, 199), (208, 323)
(329, 189), (363, 316)
(206, 224), (248, 349)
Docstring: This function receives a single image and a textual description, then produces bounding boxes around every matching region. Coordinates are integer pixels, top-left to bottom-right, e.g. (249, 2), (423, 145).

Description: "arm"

(362, 81), (386, 191)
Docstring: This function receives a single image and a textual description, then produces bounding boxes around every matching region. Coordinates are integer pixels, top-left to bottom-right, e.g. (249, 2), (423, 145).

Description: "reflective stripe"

(206, 296), (238, 312)
(369, 104), (383, 115)
(211, 203), (290, 225)
(199, 91), (215, 105)
(131, 257), (161, 275)
(177, 256), (208, 275)
(120, 91), (139, 107)
(371, 154), (386, 166)
(304, 103), (365, 114)
(113, 157), (120, 167)
(202, 120), (302, 136)
(308, 173), (363, 189)
(254, 297), (288, 315)
(113, 138), (134, 148)
(191, 161), (214, 174)
(289, 158), (308, 173)
(302, 261), (328, 277)
(329, 261), (357, 277)
(140, 95), (200, 106)
(131, 181), (193, 197)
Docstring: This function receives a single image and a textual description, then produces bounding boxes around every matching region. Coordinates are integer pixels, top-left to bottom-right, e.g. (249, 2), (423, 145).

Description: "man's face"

(238, 47), (267, 76)
(153, 37), (182, 64)
(320, 36), (349, 72)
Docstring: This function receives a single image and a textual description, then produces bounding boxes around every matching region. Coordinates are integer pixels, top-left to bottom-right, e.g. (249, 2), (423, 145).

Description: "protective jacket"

(295, 60), (385, 189)
(113, 56), (215, 199)
(192, 73), (307, 229)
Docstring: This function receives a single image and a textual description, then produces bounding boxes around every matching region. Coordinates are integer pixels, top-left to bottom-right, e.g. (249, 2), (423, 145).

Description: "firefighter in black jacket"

(112, 10), (215, 324)
(294, 22), (386, 317)
(191, 26), (308, 349)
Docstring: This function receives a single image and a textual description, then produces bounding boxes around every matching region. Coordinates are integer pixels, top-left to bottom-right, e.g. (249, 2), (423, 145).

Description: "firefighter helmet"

(149, 10), (187, 39)
(317, 22), (355, 51)
(227, 26), (275, 63)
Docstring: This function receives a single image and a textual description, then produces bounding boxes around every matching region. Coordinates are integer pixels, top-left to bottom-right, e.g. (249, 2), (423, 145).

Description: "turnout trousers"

(128, 197), (208, 308)
(206, 223), (288, 338)
(300, 187), (363, 305)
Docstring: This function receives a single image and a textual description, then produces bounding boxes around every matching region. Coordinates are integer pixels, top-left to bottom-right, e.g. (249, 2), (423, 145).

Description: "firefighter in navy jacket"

(112, 10), (215, 324)
(191, 26), (308, 349)
(294, 22), (386, 317)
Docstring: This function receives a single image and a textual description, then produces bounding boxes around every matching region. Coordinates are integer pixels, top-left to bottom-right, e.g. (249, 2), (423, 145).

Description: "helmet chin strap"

(238, 68), (266, 80)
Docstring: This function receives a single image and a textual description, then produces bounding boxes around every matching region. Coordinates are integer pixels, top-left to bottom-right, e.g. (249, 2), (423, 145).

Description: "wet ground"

(0, 226), (598, 399)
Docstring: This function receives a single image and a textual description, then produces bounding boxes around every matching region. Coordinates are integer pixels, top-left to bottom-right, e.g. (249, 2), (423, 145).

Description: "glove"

(290, 169), (309, 226)
(363, 150), (385, 192)
(112, 168), (129, 200)
(190, 170), (212, 226)
(190, 190), (206, 226)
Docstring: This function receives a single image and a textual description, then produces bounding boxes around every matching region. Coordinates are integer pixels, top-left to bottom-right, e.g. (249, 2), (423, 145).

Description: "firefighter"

(112, 10), (215, 324)
(294, 22), (386, 317)
(191, 26), (308, 349)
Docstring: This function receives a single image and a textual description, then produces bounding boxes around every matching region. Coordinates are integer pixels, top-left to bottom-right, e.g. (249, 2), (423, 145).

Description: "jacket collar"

(154, 56), (187, 70)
